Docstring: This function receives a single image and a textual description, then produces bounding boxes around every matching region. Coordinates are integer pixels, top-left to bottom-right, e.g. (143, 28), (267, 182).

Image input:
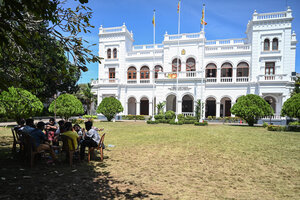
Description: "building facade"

(92, 8), (297, 120)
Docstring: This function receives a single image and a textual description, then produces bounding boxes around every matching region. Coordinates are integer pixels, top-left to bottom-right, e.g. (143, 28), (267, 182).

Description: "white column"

(136, 102), (140, 115)
(232, 67), (236, 83)
(149, 101), (153, 116)
(125, 101), (128, 115)
(137, 70), (140, 84)
(178, 100), (182, 114)
(216, 102), (220, 118)
(202, 101), (206, 120)
(217, 68), (221, 83)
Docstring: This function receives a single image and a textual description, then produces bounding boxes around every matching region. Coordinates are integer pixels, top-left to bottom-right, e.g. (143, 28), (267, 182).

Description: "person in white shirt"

(80, 121), (103, 160)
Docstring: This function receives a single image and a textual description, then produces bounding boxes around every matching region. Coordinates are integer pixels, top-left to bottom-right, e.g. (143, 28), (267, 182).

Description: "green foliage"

(289, 121), (300, 126)
(156, 101), (166, 114)
(231, 94), (273, 126)
(291, 77), (300, 96)
(147, 120), (158, 124)
(97, 97), (123, 121)
(154, 114), (164, 120)
(263, 122), (269, 128)
(207, 116), (213, 120)
(183, 119), (196, 124)
(194, 121), (208, 126)
(169, 120), (183, 125)
(177, 114), (185, 121)
(82, 115), (98, 119)
(122, 115), (145, 120)
(71, 118), (84, 124)
(267, 125), (286, 132)
(165, 110), (175, 119)
(75, 83), (97, 115)
(0, 87), (43, 124)
(49, 94), (84, 120)
(281, 93), (300, 120)
(286, 125), (300, 132)
(195, 99), (204, 121)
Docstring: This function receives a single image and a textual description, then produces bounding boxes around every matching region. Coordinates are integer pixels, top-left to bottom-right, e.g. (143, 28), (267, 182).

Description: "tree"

(0, 87), (43, 124)
(231, 94), (273, 126)
(156, 102), (165, 114)
(75, 83), (97, 115)
(0, 0), (101, 99)
(281, 93), (300, 121)
(195, 99), (204, 122)
(291, 77), (300, 96)
(48, 94), (84, 120)
(97, 97), (123, 121)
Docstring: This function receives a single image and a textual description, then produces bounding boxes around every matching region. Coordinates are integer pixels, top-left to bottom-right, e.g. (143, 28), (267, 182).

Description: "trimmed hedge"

(195, 121), (208, 126)
(122, 115), (146, 120)
(71, 118), (84, 124)
(154, 114), (164, 120)
(169, 119), (183, 125)
(165, 110), (175, 119)
(263, 122), (268, 128)
(82, 115), (98, 119)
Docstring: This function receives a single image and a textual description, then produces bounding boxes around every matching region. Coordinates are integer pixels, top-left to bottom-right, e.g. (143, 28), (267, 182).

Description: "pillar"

(149, 101), (153, 116)
(216, 102), (220, 118)
(178, 100), (182, 114)
(136, 102), (140, 115)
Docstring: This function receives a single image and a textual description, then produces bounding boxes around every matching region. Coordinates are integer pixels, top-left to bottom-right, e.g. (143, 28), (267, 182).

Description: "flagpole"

(200, 4), (205, 122)
(152, 9), (156, 121)
(175, 0), (181, 122)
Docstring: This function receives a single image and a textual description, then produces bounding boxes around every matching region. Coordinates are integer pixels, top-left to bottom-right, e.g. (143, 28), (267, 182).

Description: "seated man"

(61, 122), (79, 151)
(80, 121), (102, 160)
(19, 118), (36, 134)
(73, 124), (85, 144)
(29, 121), (57, 161)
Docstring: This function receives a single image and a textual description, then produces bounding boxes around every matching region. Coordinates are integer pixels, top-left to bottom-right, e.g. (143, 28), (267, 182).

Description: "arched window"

(154, 65), (163, 79)
(107, 49), (111, 59)
(272, 38), (278, 51)
(113, 48), (117, 58)
(221, 63), (233, 77)
(206, 63), (217, 78)
(186, 58), (196, 71)
(140, 66), (150, 79)
(172, 58), (181, 72)
(127, 67), (137, 79)
(237, 62), (249, 77)
(264, 39), (270, 51)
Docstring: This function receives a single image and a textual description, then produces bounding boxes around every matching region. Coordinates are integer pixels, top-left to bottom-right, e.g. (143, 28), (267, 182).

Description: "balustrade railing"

(140, 79), (150, 84)
(206, 78), (217, 83)
(182, 112), (194, 117)
(236, 77), (249, 82)
(221, 77), (232, 82)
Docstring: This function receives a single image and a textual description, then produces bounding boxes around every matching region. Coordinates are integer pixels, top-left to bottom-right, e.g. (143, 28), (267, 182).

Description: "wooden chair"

(23, 133), (40, 168)
(88, 133), (106, 162)
(60, 135), (79, 166)
(11, 128), (23, 154)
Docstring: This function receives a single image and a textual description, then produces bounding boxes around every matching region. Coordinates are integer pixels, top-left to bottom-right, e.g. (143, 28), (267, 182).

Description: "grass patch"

(1, 122), (300, 199)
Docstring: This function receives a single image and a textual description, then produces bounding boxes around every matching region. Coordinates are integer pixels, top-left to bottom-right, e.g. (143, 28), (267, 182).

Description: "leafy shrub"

(154, 114), (164, 120)
(185, 115), (196, 120)
(212, 116), (216, 120)
(49, 94), (84, 121)
(286, 125), (300, 132)
(231, 94), (273, 126)
(289, 121), (300, 126)
(184, 119), (196, 124)
(71, 118), (84, 124)
(281, 93), (300, 120)
(207, 116), (213, 120)
(169, 119), (183, 125)
(263, 122), (268, 128)
(267, 125), (286, 131)
(83, 115), (97, 119)
(216, 117), (223, 120)
(195, 121), (208, 126)
(97, 97), (123, 121)
(147, 120), (158, 124)
(178, 114), (185, 121)
(160, 119), (170, 123)
(165, 110), (175, 119)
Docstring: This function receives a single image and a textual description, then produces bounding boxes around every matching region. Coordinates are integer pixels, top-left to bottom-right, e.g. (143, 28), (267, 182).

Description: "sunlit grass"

(1, 122), (299, 199)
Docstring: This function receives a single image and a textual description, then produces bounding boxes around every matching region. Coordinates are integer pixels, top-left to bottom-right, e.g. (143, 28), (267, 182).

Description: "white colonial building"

(92, 8), (297, 120)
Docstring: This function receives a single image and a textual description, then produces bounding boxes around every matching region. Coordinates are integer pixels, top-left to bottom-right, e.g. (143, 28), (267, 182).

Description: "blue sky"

(69, 0), (300, 84)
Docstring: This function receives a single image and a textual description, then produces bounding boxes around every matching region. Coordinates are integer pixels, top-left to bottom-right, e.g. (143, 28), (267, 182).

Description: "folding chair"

(88, 133), (106, 162)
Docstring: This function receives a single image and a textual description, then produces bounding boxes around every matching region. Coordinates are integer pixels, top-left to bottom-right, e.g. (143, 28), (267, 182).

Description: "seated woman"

(61, 122), (79, 151)
(29, 121), (57, 162)
(45, 118), (58, 143)
(73, 124), (85, 145)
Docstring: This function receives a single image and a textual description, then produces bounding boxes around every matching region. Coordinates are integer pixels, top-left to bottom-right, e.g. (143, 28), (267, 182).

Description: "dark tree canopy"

(231, 94), (273, 126)
(281, 93), (300, 120)
(0, 0), (101, 100)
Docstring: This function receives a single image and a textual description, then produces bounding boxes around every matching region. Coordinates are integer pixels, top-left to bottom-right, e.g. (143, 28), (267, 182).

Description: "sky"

(66, 0), (300, 84)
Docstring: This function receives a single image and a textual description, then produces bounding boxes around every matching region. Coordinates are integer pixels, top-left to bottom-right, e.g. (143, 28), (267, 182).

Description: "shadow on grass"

(0, 146), (163, 200)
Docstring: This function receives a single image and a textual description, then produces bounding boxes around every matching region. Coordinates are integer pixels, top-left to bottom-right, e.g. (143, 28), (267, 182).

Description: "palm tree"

(156, 101), (166, 114)
(75, 83), (97, 115)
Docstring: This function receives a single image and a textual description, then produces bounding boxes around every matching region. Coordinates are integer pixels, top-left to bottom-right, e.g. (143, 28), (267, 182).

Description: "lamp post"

(269, 98), (273, 125)
(54, 94), (57, 121)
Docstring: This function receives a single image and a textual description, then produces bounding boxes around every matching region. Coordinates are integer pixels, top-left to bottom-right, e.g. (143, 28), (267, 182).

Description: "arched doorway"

(166, 94), (176, 112)
(128, 97), (136, 115)
(140, 97), (149, 115)
(220, 97), (232, 117)
(182, 94), (194, 113)
(264, 96), (276, 114)
(205, 97), (216, 118)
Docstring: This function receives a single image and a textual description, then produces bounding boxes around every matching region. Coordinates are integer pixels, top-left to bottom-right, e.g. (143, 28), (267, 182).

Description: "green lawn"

(0, 122), (299, 199)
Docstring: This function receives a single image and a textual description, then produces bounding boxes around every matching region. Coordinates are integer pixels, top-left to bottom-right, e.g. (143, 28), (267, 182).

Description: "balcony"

(257, 74), (289, 82)
(91, 78), (120, 85)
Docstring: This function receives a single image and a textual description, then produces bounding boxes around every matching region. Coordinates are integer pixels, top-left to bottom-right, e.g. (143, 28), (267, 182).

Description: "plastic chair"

(88, 133), (106, 162)
(60, 135), (79, 166)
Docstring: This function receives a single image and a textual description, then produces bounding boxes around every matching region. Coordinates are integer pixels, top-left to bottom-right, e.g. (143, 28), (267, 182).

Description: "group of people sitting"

(15, 118), (104, 163)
